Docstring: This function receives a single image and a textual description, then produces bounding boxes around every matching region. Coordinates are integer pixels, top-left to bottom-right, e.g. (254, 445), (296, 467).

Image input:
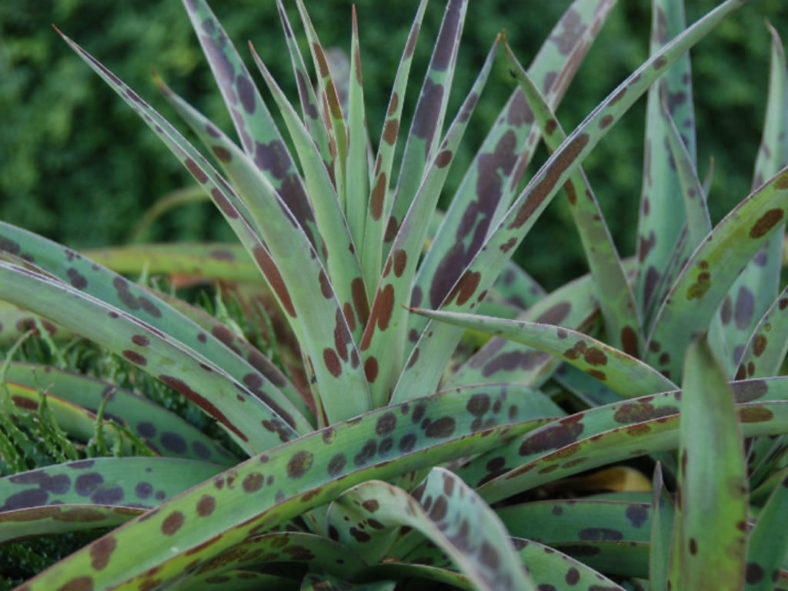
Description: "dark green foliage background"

(1, 0), (785, 288)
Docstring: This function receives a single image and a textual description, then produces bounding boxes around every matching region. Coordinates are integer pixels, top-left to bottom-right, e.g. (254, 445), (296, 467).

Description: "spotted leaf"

(0, 457), (221, 543)
(330, 468), (535, 591)
(410, 308), (677, 398)
(0, 262), (299, 453)
(667, 337), (748, 590)
(393, 0), (745, 402)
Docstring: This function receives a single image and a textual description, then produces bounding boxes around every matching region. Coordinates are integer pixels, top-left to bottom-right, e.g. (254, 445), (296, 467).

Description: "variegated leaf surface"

(328, 468), (534, 591)
(667, 338), (748, 590)
(17, 388), (549, 590)
(504, 37), (641, 356)
(635, 0), (697, 318)
(0, 457), (221, 542)
(392, 0), (745, 402)
(0, 262), (298, 454)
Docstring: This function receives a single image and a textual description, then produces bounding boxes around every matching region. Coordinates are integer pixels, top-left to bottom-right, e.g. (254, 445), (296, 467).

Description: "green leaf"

(181, 0), (323, 258)
(0, 457), (221, 542)
(386, 0), (468, 247)
(330, 468), (535, 591)
(345, 7), (372, 257)
(745, 472), (788, 590)
(667, 337), (748, 590)
(635, 0), (697, 318)
(274, 0), (332, 171)
(735, 285), (788, 380)
(0, 262), (298, 454)
(464, 378), (788, 505)
(712, 23), (788, 375)
(84, 243), (260, 283)
(497, 498), (653, 544)
(0, 222), (303, 428)
(187, 532), (366, 582)
(3, 382), (146, 458)
(362, 0), (429, 296)
(393, 0), (745, 402)
(413, 0), (618, 337)
(447, 269), (598, 390)
(504, 36), (641, 357)
(18, 387), (548, 590)
(410, 308), (677, 398)
(361, 35), (499, 405)
(646, 166), (788, 381)
(55, 28), (371, 425)
(294, 0), (349, 210)
(649, 463), (674, 591)
(243, 50), (369, 344)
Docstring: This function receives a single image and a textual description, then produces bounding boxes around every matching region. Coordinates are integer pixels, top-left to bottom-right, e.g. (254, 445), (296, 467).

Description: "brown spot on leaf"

(287, 450), (313, 478)
(749, 209), (784, 238)
(161, 511), (185, 535)
(252, 246), (296, 317)
(90, 536), (116, 571)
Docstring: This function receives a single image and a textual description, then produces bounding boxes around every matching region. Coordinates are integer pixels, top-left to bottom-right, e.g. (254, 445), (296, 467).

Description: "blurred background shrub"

(1, 0), (785, 289)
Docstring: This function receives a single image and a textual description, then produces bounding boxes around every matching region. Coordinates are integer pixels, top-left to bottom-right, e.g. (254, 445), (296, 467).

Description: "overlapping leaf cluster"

(0, 0), (786, 589)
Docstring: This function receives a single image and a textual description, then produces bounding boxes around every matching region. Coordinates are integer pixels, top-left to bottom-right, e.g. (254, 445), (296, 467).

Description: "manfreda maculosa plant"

(0, 0), (786, 589)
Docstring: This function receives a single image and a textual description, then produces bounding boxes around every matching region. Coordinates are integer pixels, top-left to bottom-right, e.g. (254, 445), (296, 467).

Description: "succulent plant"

(0, 0), (786, 590)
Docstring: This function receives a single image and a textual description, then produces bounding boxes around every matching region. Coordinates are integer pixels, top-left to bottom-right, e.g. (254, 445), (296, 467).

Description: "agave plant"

(1, 0), (787, 589)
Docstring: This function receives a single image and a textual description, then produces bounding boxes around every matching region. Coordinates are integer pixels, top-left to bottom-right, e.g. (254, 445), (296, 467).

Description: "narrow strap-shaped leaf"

(247, 52), (370, 343)
(331, 469), (535, 591)
(361, 36), (499, 405)
(667, 338), (747, 590)
(410, 309), (676, 398)
(735, 285), (788, 380)
(159, 74), (368, 349)
(5, 363), (237, 465)
(458, 376), (788, 502)
(0, 301), (73, 346)
(403, 536), (626, 591)
(646, 166), (788, 380)
(294, 0), (349, 208)
(635, 0), (697, 317)
(84, 242), (261, 282)
(275, 0), (332, 169)
(345, 6), (372, 255)
(189, 532), (366, 582)
(745, 472), (788, 591)
(0, 221), (310, 434)
(387, 0), (467, 253)
(181, 0), (323, 257)
(554, 363), (624, 407)
(649, 463), (675, 591)
(497, 498), (653, 544)
(300, 573), (393, 591)
(176, 569), (298, 591)
(662, 102), (712, 251)
(363, 0), (429, 297)
(505, 38), (642, 356)
(412, 0), (617, 321)
(17, 388), (548, 590)
(435, 382), (564, 423)
(448, 272), (598, 389)
(0, 262), (298, 453)
(713, 24), (788, 374)
(0, 504), (142, 546)
(0, 457), (222, 543)
(392, 0), (744, 403)
(57, 28), (372, 424)
(489, 262), (546, 310)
